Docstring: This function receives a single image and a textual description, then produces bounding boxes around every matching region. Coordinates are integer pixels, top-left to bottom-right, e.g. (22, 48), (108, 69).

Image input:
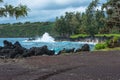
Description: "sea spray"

(23, 32), (55, 42)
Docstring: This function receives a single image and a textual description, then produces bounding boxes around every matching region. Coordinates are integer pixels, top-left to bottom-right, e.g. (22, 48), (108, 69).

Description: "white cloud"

(18, 0), (50, 9)
(0, 0), (106, 23)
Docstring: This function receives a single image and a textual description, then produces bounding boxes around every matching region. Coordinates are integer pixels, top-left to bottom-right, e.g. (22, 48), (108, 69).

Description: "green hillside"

(0, 22), (56, 37)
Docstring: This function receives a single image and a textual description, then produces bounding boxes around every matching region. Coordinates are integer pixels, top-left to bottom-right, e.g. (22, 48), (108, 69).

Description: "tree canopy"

(0, 0), (120, 38)
(54, 0), (107, 37)
(102, 0), (120, 33)
(0, 0), (29, 18)
(54, 0), (120, 37)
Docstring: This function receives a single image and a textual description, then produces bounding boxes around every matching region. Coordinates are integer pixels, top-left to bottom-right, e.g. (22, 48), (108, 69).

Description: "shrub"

(106, 36), (120, 48)
(113, 36), (119, 43)
(95, 43), (107, 50)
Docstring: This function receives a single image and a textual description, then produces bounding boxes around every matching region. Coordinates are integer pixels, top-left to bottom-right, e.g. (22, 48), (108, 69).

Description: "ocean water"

(0, 38), (95, 54)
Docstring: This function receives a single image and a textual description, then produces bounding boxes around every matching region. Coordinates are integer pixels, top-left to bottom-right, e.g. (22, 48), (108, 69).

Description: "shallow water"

(0, 38), (95, 54)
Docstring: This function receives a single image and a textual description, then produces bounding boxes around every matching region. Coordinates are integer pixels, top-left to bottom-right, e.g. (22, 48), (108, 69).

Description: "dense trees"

(55, 0), (106, 37)
(55, 12), (81, 37)
(0, 0), (120, 38)
(84, 0), (99, 36)
(0, 0), (29, 18)
(55, 0), (120, 37)
(0, 22), (55, 37)
(102, 0), (120, 33)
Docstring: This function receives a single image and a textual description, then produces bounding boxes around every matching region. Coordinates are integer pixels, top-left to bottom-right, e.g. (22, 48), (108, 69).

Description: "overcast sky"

(0, 0), (106, 23)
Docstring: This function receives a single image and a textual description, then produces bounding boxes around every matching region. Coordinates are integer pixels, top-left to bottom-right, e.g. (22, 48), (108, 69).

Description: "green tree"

(102, 0), (120, 33)
(55, 12), (82, 37)
(95, 9), (106, 33)
(65, 12), (80, 35)
(0, 0), (29, 18)
(71, 12), (82, 34)
(55, 16), (67, 37)
(84, 0), (99, 36)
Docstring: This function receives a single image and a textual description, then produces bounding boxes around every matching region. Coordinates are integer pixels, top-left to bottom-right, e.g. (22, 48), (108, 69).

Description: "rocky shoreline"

(0, 40), (90, 59)
(55, 36), (113, 43)
(0, 40), (55, 58)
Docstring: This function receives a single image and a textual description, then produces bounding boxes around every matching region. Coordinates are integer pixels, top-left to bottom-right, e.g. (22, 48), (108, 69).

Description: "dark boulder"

(9, 41), (26, 58)
(75, 48), (81, 53)
(35, 46), (47, 55)
(58, 48), (75, 54)
(0, 46), (3, 50)
(9, 47), (25, 58)
(3, 40), (14, 49)
(65, 48), (75, 53)
(22, 46), (55, 57)
(14, 41), (22, 48)
(34, 45), (54, 56)
(81, 44), (90, 51)
(46, 50), (55, 55)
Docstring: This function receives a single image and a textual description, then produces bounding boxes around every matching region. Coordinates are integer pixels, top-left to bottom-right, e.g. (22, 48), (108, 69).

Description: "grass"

(70, 34), (120, 38)
(95, 34), (120, 37)
(70, 34), (88, 38)
(94, 47), (120, 51)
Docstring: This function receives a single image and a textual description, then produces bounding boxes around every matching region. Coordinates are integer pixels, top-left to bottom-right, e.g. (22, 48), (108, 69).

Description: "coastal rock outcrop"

(58, 44), (90, 55)
(0, 40), (55, 58)
(75, 44), (90, 53)
(80, 44), (90, 51)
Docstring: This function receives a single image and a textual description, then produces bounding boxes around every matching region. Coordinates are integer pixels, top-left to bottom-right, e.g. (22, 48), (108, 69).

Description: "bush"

(95, 43), (107, 50)
(113, 36), (119, 43)
(106, 36), (120, 48)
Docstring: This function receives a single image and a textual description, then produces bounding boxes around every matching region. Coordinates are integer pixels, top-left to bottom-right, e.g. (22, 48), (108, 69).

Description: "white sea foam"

(23, 32), (55, 42)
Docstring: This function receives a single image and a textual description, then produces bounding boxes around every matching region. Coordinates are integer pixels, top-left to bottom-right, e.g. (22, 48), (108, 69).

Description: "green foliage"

(113, 36), (119, 43)
(110, 27), (120, 34)
(91, 36), (120, 50)
(84, 0), (99, 35)
(106, 36), (120, 48)
(0, 22), (56, 37)
(55, 12), (81, 37)
(54, 0), (107, 37)
(95, 43), (107, 50)
(70, 34), (88, 38)
(97, 47), (120, 51)
(70, 34), (120, 39)
(95, 34), (120, 37)
(102, 0), (120, 32)
(0, 0), (29, 18)
(0, 0), (119, 38)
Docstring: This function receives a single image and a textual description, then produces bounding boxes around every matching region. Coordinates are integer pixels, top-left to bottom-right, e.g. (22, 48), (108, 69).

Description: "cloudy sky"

(0, 0), (106, 23)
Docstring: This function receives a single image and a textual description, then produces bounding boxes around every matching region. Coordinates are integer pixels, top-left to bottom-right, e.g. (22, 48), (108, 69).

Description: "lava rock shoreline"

(0, 40), (55, 58)
(0, 40), (90, 59)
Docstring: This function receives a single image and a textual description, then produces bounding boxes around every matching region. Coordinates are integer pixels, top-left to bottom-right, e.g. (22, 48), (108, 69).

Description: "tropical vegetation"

(0, 22), (55, 37)
(0, 0), (29, 18)
(0, 0), (120, 38)
(55, 0), (120, 37)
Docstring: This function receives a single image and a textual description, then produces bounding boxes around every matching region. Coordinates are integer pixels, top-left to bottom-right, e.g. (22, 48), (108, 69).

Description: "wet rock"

(65, 48), (75, 53)
(0, 40), (55, 59)
(81, 44), (90, 51)
(3, 40), (14, 49)
(58, 48), (75, 55)
(75, 48), (81, 53)
(14, 41), (22, 48)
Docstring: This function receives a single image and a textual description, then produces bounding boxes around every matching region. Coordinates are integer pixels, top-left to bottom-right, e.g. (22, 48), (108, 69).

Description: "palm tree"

(0, 0), (29, 18)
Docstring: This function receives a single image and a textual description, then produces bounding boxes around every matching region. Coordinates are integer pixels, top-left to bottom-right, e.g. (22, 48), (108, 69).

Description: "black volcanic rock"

(14, 41), (22, 48)
(0, 40), (55, 58)
(81, 44), (90, 51)
(3, 40), (14, 49)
